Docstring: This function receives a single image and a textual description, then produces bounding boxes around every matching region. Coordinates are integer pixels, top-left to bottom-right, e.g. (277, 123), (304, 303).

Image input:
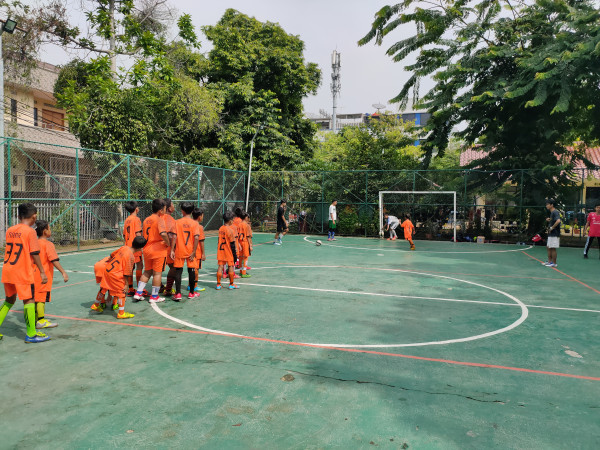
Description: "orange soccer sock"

(136, 270), (143, 285)
(112, 296), (118, 306)
(216, 270), (222, 285)
(228, 270), (235, 284)
(127, 275), (134, 289)
(118, 297), (125, 312)
(96, 289), (106, 304)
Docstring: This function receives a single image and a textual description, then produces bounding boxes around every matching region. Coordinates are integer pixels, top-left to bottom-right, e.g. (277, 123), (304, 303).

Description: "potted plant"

(563, 224), (571, 234)
(573, 224), (580, 235)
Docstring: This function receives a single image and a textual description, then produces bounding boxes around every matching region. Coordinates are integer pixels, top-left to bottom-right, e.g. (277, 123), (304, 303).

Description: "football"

(315, 240), (322, 246)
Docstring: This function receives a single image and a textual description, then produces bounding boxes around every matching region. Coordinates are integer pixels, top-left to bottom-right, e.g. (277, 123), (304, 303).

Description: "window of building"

(42, 109), (65, 130)
(33, 107), (38, 126)
(10, 98), (17, 121)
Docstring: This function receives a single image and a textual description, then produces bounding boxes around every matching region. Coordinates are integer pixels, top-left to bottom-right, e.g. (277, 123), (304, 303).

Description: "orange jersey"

(401, 219), (415, 237)
(217, 225), (235, 262)
(143, 213), (168, 252)
(123, 215), (142, 246)
(100, 246), (134, 294)
(33, 239), (59, 293)
(164, 214), (176, 235)
(174, 216), (200, 259)
(195, 224), (205, 260)
(1, 223), (40, 285)
(239, 222), (251, 257)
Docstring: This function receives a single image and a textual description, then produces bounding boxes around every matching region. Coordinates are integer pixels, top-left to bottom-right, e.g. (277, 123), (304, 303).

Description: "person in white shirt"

(383, 213), (400, 240)
(328, 200), (337, 241)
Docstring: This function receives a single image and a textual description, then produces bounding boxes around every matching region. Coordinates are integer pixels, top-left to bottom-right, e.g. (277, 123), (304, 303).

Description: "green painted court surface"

(1, 234), (599, 448)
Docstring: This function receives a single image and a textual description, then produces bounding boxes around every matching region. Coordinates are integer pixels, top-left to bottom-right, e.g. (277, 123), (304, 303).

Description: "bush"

(338, 206), (359, 235)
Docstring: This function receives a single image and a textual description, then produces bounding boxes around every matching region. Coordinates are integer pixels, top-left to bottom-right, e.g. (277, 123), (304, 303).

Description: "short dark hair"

(405, 213), (411, 219)
(164, 198), (172, 208)
(152, 198), (166, 213)
(180, 202), (194, 215)
(132, 236), (147, 250)
(35, 220), (49, 237)
(234, 207), (243, 217)
(595, 202), (600, 208)
(192, 208), (204, 220)
(18, 203), (37, 219)
(280, 199), (286, 204)
(546, 198), (556, 206)
(241, 211), (249, 220)
(223, 211), (235, 223)
(124, 201), (138, 213)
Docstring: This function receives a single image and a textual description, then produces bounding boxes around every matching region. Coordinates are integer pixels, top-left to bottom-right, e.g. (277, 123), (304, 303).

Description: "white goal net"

(379, 191), (457, 242)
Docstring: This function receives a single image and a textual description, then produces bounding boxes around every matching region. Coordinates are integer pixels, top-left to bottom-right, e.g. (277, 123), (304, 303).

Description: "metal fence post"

(166, 160), (170, 198)
(76, 146), (80, 251)
(222, 169), (226, 215)
(519, 169), (524, 242)
(321, 172), (325, 233)
(197, 165), (202, 205)
(7, 138), (11, 227)
(365, 171), (368, 237)
(127, 155), (131, 200)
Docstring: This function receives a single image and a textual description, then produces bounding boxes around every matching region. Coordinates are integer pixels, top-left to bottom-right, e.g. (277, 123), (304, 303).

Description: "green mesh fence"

(0, 137), (593, 249)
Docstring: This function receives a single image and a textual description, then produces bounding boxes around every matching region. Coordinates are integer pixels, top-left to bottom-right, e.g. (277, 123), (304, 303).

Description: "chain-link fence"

(0, 137), (596, 249)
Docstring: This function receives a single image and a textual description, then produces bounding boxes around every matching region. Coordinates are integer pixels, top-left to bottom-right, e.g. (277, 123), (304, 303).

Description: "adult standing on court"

(544, 199), (561, 267)
(274, 200), (288, 245)
(583, 202), (600, 258)
(328, 200), (338, 241)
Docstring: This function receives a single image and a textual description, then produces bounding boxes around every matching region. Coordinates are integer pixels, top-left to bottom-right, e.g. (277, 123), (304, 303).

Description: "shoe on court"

(274, 241), (281, 245)
(542, 261), (551, 266)
(233, 273), (240, 279)
(331, 238), (337, 241)
(133, 292), (145, 302)
(117, 311), (135, 319)
(112, 303), (119, 311)
(91, 303), (105, 313)
(228, 284), (239, 290)
(187, 292), (199, 299)
(25, 332), (50, 343)
(194, 286), (206, 293)
(36, 319), (58, 329)
(216, 284), (222, 290)
(172, 293), (182, 302)
(583, 254), (588, 258)
(245, 266), (252, 270)
(240, 273), (251, 278)
(126, 288), (136, 297)
(148, 296), (165, 303)
(410, 246), (416, 251)
(549, 263), (558, 268)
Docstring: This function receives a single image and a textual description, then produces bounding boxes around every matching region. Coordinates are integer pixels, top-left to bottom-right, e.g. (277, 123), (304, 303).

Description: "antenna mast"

(331, 50), (341, 132)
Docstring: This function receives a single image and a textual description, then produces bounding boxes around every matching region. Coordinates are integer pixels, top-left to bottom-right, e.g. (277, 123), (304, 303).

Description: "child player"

(216, 211), (239, 290)
(92, 255), (114, 311)
(233, 207), (243, 268)
(383, 213), (400, 240)
(188, 208), (207, 294)
(171, 202), (200, 301)
(33, 220), (69, 329)
(162, 198), (177, 295)
(134, 198), (170, 303)
(0, 203), (49, 343)
(123, 201), (143, 296)
(238, 211), (253, 278)
(91, 236), (147, 318)
(401, 213), (416, 251)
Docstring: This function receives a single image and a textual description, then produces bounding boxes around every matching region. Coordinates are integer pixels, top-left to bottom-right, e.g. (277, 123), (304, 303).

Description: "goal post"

(379, 191), (457, 242)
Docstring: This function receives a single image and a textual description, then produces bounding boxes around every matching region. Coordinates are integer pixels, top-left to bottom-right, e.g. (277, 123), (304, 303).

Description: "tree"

(197, 9), (321, 171)
(360, 0), (600, 218)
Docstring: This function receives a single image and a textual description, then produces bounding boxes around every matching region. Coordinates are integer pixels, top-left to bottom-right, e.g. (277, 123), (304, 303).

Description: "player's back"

(164, 214), (176, 235)
(196, 224), (205, 259)
(217, 225), (234, 261)
(2, 223), (40, 284)
(36, 239), (58, 287)
(175, 216), (199, 257)
(104, 245), (133, 278)
(123, 215), (142, 246)
(143, 214), (166, 247)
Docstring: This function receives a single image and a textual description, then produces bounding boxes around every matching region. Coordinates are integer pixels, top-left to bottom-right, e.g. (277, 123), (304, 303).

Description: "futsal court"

(1, 233), (599, 448)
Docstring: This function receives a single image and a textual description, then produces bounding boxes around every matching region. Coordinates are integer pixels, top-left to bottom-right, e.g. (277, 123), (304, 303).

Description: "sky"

(34, 0), (418, 116)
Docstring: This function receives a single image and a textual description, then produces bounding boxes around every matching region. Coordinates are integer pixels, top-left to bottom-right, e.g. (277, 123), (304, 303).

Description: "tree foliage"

(360, 0), (600, 208)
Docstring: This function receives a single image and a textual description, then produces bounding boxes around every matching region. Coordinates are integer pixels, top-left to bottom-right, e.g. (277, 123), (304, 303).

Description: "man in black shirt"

(274, 200), (288, 245)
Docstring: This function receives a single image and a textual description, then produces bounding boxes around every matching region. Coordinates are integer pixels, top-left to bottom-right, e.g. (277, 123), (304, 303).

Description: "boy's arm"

(190, 236), (199, 261)
(200, 240), (206, 261)
(52, 260), (69, 282)
(32, 254), (48, 284)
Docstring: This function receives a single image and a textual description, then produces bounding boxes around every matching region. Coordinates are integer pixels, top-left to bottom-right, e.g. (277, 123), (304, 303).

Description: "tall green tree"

(197, 9), (321, 171)
(360, 0), (600, 216)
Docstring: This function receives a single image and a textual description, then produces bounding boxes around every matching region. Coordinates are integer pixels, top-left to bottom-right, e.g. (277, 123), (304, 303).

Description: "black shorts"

(277, 222), (287, 232)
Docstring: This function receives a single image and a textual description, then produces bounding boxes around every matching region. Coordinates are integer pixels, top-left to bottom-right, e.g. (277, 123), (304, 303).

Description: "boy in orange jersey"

(216, 211), (239, 290)
(0, 203), (50, 343)
(170, 202), (200, 301)
(91, 236), (147, 318)
(233, 207), (243, 268)
(123, 200), (143, 296)
(134, 198), (171, 303)
(401, 213), (416, 251)
(33, 220), (69, 329)
(238, 212), (253, 278)
(93, 256), (114, 311)
(226, 211), (241, 279)
(162, 198), (178, 295)
(188, 208), (207, 294)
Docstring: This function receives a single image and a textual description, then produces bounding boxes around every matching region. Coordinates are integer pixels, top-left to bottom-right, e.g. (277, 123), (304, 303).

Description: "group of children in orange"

(0, 199), (254, 344)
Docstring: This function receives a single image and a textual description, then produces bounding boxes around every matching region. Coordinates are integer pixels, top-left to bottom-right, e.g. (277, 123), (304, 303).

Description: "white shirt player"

(329, 204), (337, 221)
(387, 215), (399, 229)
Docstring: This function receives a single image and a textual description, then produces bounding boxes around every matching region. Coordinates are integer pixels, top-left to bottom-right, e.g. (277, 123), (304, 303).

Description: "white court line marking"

(153, 265), (529, 348)
(302, 235), (533, 254)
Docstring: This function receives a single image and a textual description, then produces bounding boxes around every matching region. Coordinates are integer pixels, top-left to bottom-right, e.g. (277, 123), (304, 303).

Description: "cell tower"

(331, 50), (341, 132)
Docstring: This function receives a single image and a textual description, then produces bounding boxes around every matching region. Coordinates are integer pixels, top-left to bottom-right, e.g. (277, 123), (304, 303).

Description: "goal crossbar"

(379, 190), (457, 242)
